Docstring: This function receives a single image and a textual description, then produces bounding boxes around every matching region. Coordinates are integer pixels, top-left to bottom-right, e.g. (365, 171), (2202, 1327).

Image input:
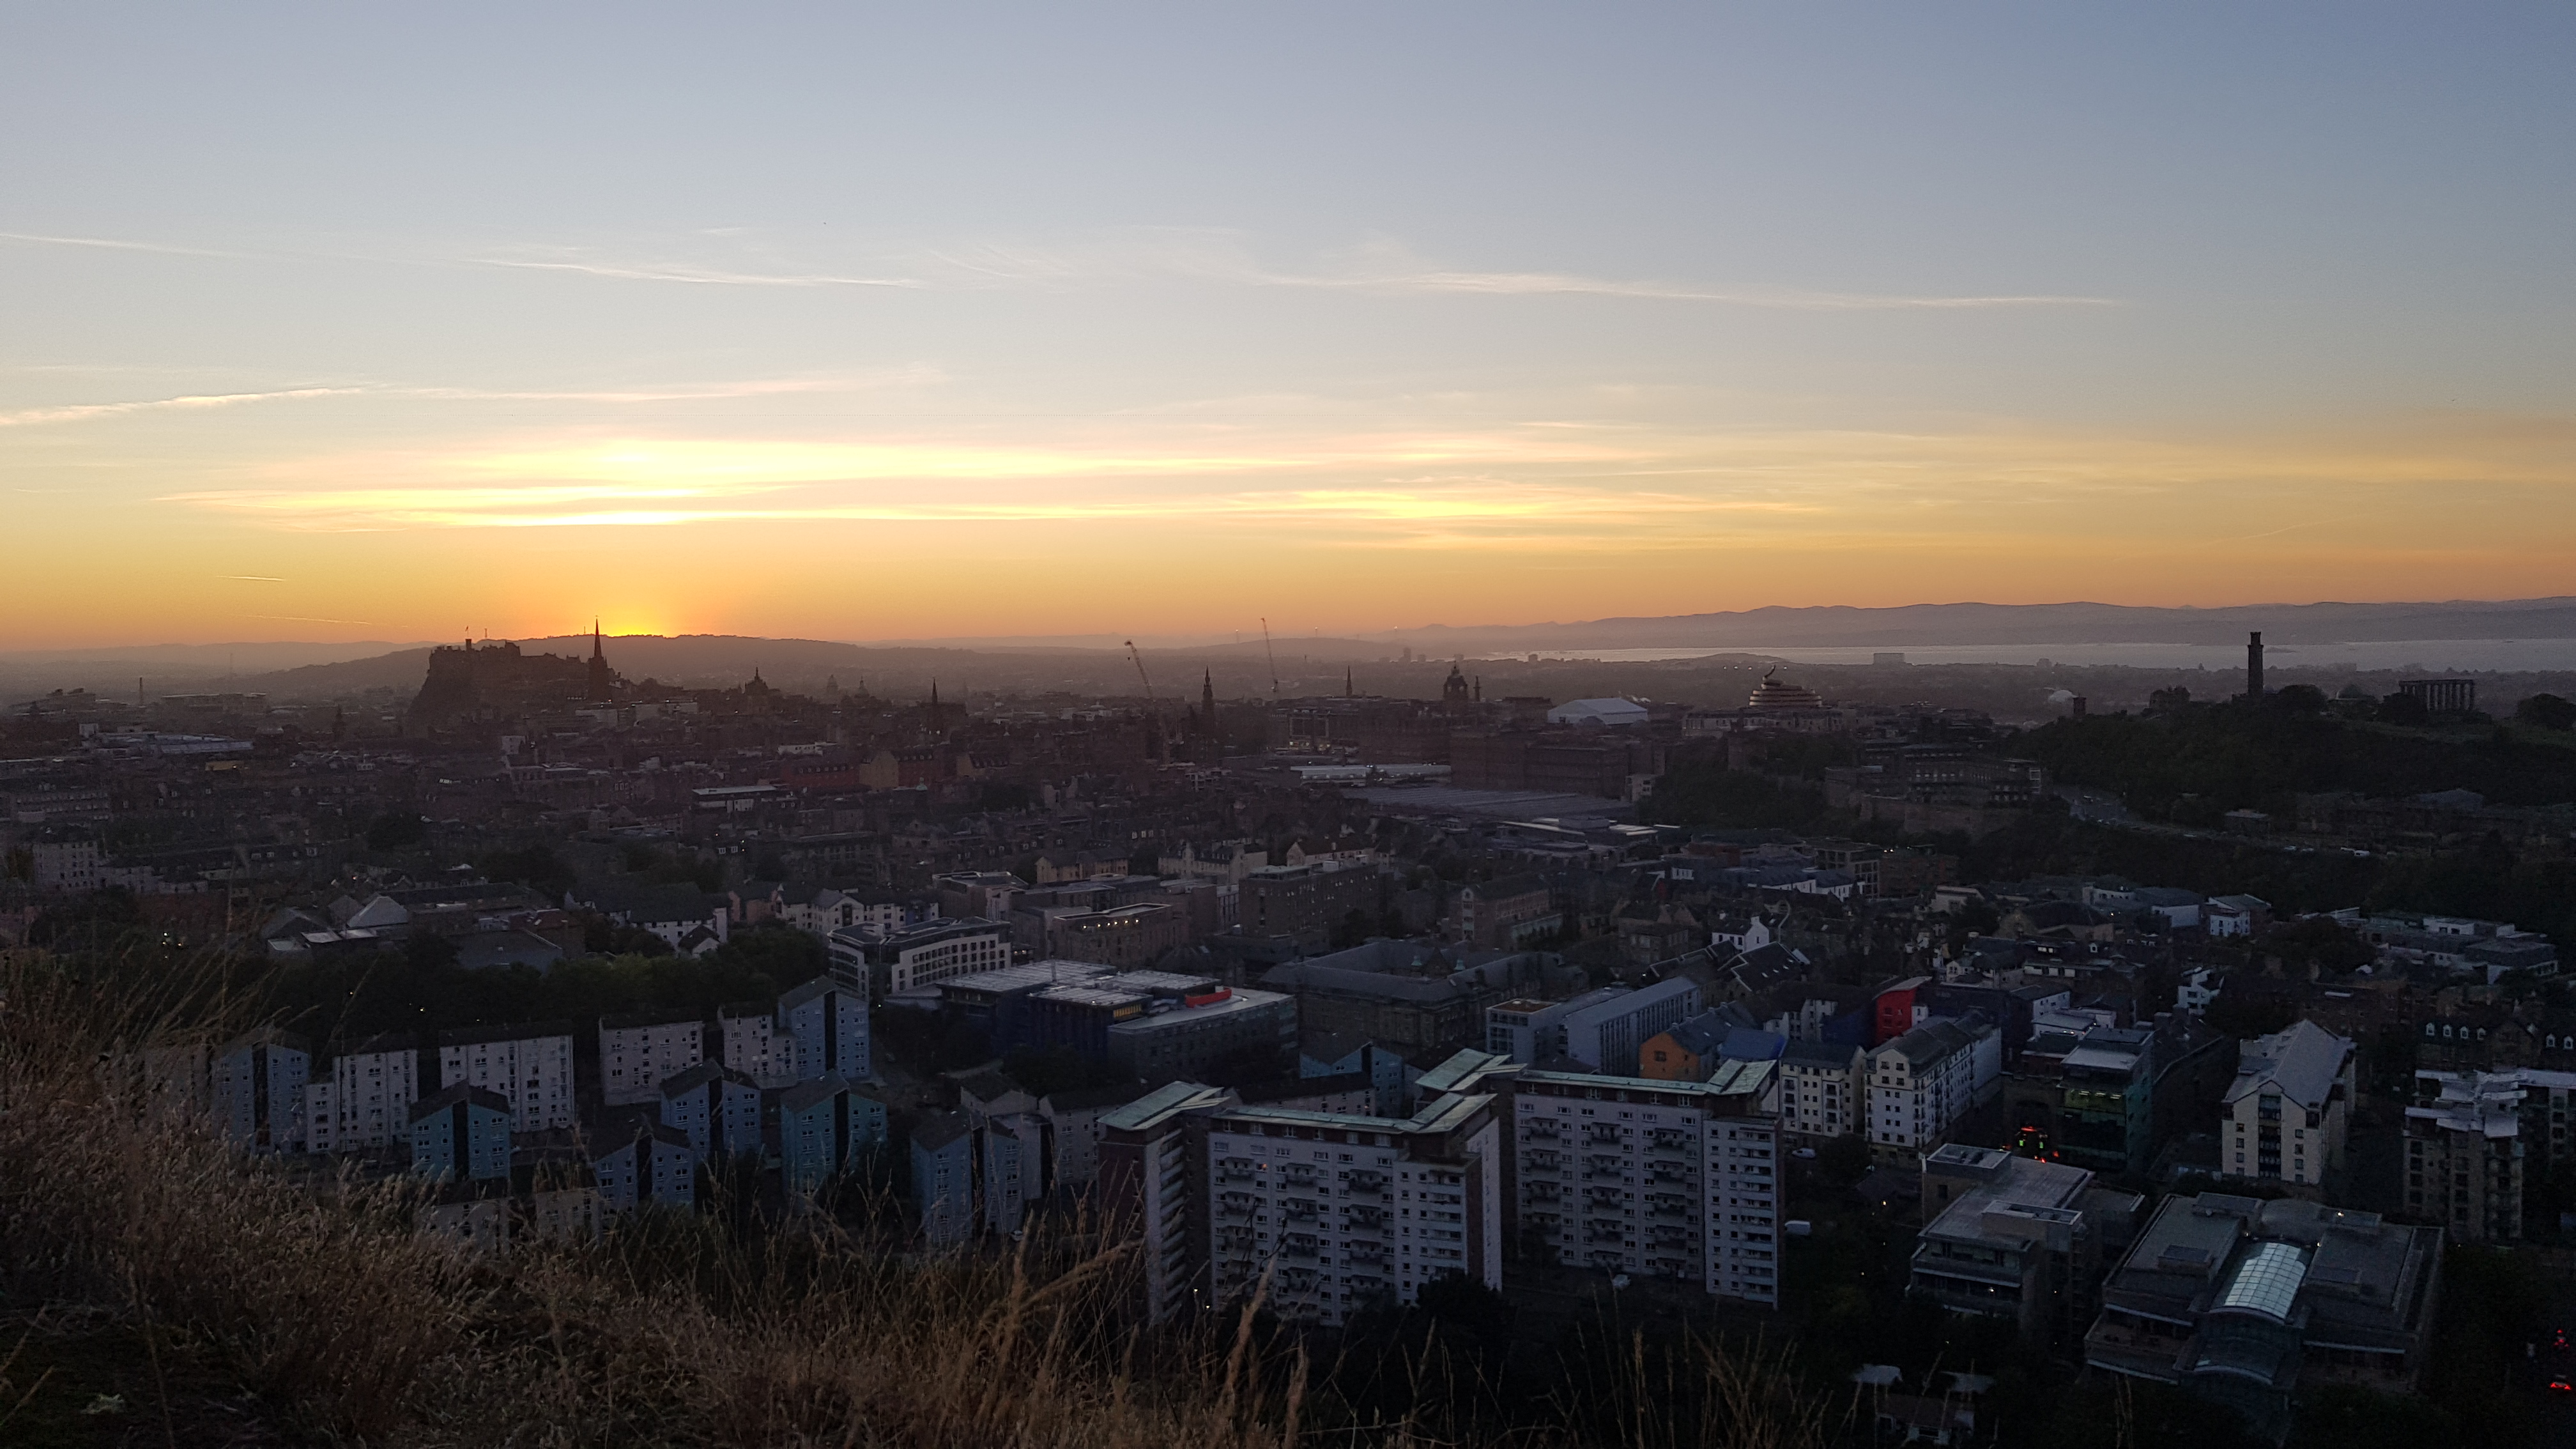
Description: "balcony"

(1525, 1183), (1564, 1204)
(1216, 1192), (1257, 1220)
(1281, 1235), (1321, 1261)
(1346, 1244), (1389, 1267)
(1525, 1151), (1567, 1173)
(1282, 1199), (1320, 1223)
(1281, 1166), (1319, 1188)
(1346, 1204), (1387, 1229)
(1521, 1123), (1565, 1143)
(1216, 1158), (1258, 1184)
(1347, 1169), (1388, 1195)
(1647, 1129), (1692, 1153)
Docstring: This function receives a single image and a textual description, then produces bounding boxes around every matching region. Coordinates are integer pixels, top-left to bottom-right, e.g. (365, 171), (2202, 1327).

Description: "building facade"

(1511, 1062), (1783, 1307)
(658, 1061), (763, 1161)
(779, 976), (870, 1083)
(2219, 1021), (2354, 1192)
(1206, 1092), (1505, 1328)
(436, 1025), (578, 1133)
(599, 1013), (704, 1107)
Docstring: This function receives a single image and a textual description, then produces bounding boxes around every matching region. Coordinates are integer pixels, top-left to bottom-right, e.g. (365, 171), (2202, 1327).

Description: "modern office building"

(2085, 1194), (2443, 1442)
(829, 919), (1011, 996)
(1909, 1144), (2124, 1346)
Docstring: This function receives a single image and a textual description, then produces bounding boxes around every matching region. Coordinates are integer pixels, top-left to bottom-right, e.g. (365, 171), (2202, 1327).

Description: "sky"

(4, 3), (2573, 648)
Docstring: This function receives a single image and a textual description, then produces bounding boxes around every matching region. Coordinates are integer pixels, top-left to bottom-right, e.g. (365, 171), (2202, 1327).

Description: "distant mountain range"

(1376, 597), (2576, 651)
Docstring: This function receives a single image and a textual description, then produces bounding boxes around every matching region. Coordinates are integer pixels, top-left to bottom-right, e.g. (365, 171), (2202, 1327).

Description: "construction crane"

(1124, 640), (1154, 703)
(1260, 618), (1280, 697)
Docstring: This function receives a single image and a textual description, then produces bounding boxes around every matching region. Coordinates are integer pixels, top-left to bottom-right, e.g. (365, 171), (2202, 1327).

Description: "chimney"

(2247, 631), (2264, 699)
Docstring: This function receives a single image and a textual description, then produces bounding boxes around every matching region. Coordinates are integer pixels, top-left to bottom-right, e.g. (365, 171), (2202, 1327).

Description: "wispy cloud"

(0, 230), (250, 260)
(0, 369), (946, 428)
(472, 254), (926, 289)
(218, 575), (286, 583)
(0, 387), (374, 427)
(0, 224), (2116, 310)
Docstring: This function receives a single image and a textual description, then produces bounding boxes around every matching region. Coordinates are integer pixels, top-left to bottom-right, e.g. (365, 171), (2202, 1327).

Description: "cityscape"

(5, 7), (2574, 1449)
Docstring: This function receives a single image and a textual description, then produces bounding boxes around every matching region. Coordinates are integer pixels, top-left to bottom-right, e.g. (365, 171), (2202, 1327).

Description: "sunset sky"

(5, 4), (2573, 648)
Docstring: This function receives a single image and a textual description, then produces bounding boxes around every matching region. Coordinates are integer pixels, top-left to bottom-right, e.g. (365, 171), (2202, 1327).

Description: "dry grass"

(0, 954), (1841, 1448)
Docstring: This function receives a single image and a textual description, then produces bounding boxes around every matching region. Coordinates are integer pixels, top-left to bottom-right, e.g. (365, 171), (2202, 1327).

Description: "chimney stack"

(2247, 631), (2264, 700)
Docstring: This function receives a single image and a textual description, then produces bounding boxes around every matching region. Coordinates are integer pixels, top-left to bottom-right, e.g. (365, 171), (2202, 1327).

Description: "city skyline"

(7, 4), (2574, 647)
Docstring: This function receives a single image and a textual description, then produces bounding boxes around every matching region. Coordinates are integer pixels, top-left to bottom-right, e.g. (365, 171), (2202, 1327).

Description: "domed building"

(1747, 669), (1824, 712)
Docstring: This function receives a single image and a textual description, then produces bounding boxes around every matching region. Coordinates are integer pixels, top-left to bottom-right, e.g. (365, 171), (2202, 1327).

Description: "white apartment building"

(785, 889), (933, 938)
(437, 1026), (577, 1133)
(2221, 1020), (2354, 1191)
(1867, 1019), (2000, 1160)
(1513, 1061), (1783, 1307)
(1779, 1039), (1866, 1138)
(1205, 1092), (1504, 1328)
(599, 1013), (703, 1107)
(828, 919), (1011, 996)
(303, 1036), (420, 1153)
(719, 1002), (799, 1088)
(31, 836), (101, 892)
(1099, 1082), (1239, 1323)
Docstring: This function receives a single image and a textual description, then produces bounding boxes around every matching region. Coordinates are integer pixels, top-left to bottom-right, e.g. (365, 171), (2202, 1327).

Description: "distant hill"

(1380, 597), (2576, 651)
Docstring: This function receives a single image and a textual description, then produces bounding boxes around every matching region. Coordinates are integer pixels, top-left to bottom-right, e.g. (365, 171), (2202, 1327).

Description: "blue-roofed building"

(407, 1082), (512, 1183)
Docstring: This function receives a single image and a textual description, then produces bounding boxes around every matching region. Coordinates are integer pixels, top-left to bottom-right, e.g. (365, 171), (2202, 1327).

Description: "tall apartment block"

(408, 1082), (512, 1183)
(1203, 1092), (1505, 1328)
(2221, 1020), (2354, 1192)
(437, 1025), (578, 1133)
(2405, 1071), (2525, 1241)
(303, 1034), (419, 1153)
(779, 976), (869, 1082)
(1512, 1060), (1784, 1307)
(718, 1000), (799, 1088)
(1098, 1082), (1240, 1322)
(213, 1027), (310, 1153)
(599, 1012), (703, 1107)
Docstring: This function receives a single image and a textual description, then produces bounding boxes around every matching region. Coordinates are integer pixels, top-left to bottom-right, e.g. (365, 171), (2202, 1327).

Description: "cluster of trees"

(2024, 699), (2576, 823)
(258, 921), (827, 1041)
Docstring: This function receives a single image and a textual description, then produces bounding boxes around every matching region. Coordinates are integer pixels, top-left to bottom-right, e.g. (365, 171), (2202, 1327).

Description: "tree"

(2269, 684), (2327, 715)
(365, 810), (427, 850)
(2379, 691), (2429, 726)
(2517, 693), (2576, 731)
